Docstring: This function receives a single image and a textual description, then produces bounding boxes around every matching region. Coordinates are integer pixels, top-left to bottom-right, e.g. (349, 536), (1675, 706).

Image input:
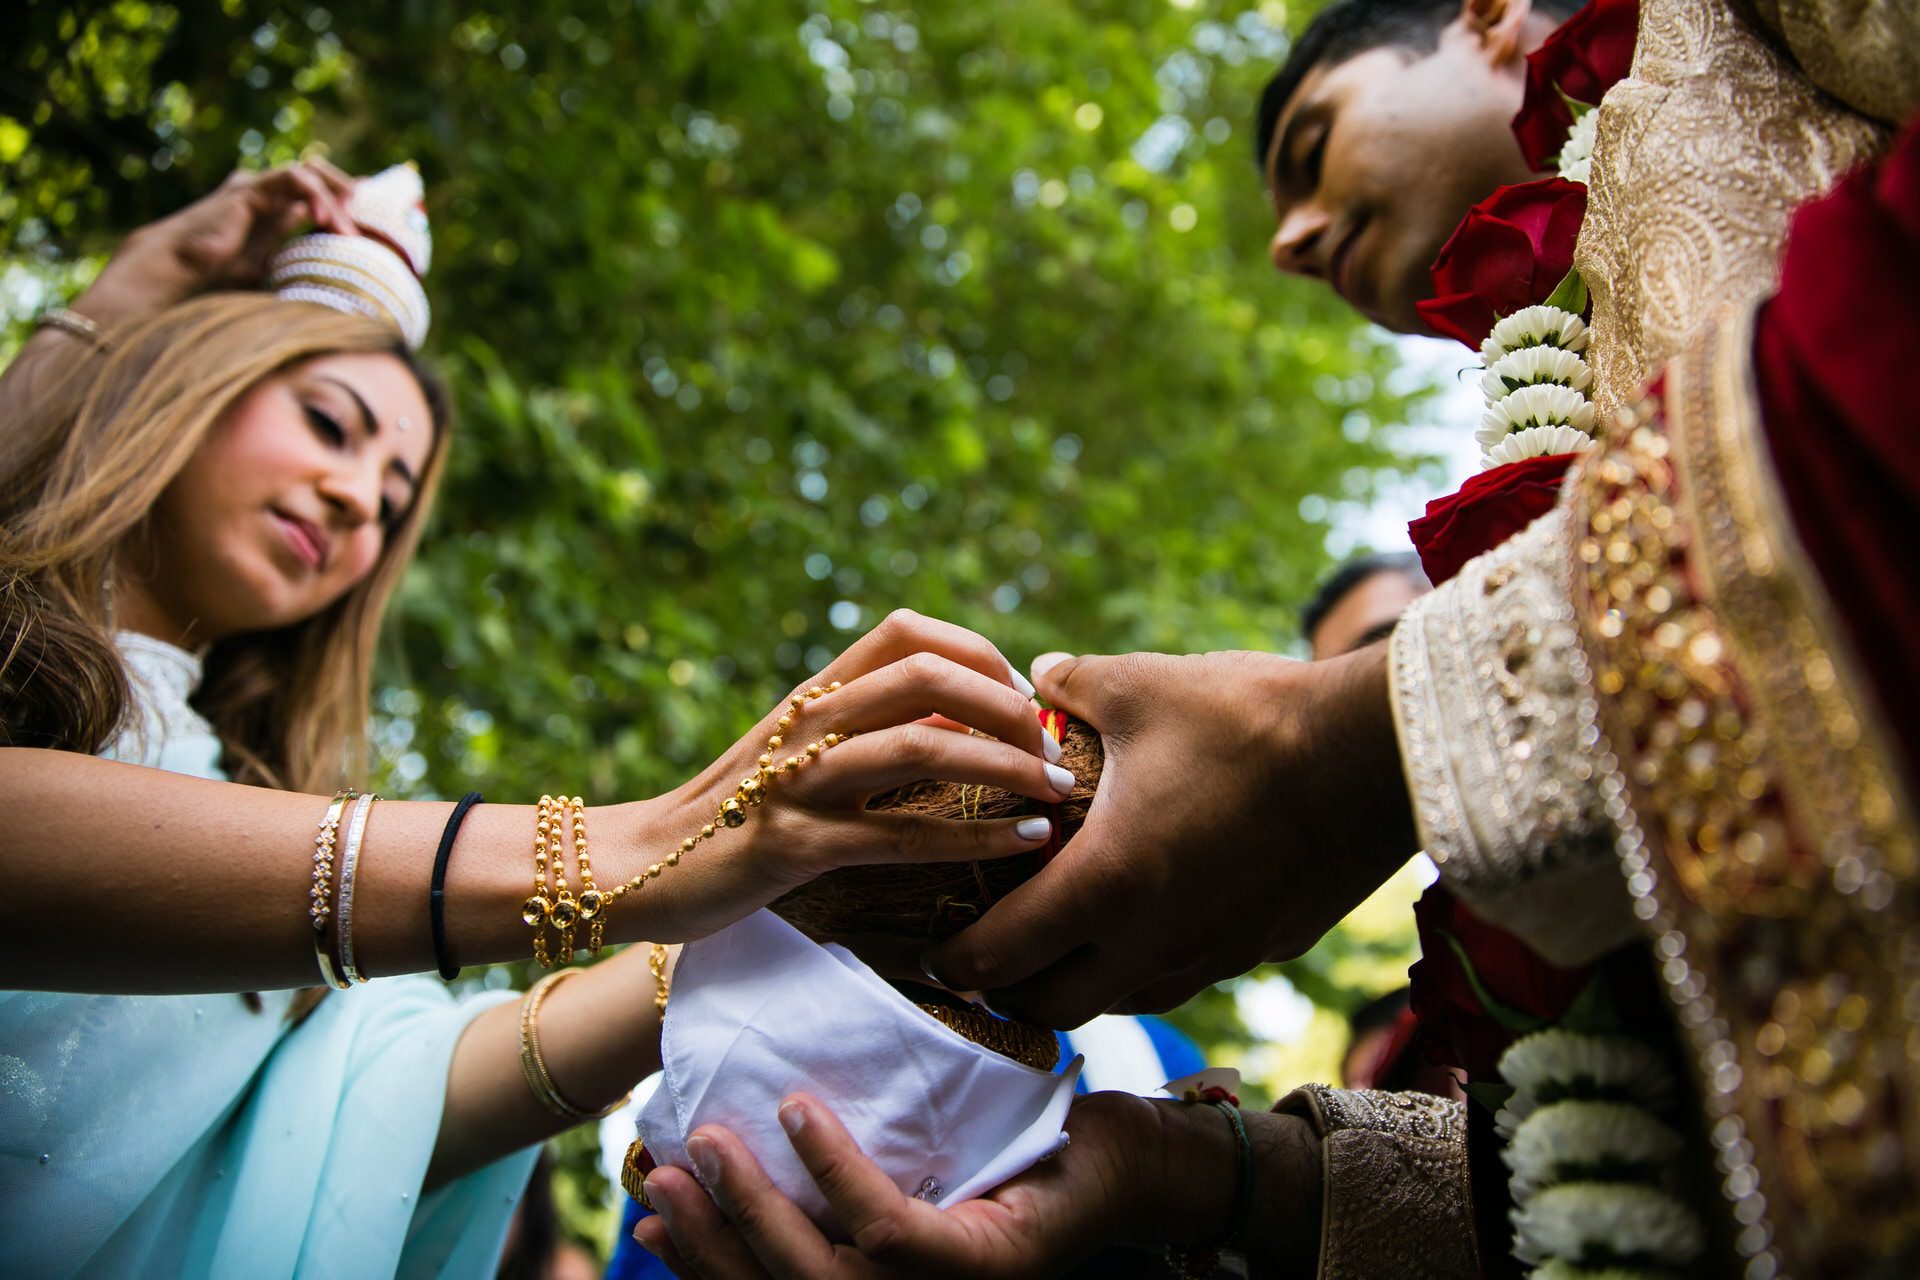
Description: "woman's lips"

(273, 512), (327, 571)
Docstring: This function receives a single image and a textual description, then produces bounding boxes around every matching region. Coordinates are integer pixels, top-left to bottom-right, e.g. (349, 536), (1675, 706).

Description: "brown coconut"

(770, 716), (1103, 965)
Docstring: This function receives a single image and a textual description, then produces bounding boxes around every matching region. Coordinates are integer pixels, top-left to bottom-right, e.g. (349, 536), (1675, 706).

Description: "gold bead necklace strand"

(547, 791), (579, 962)
(609, 680), (850, 910)
(523, 795), (560, 968)
(521, 682), (851, 967)
(570, 796), (610, 956)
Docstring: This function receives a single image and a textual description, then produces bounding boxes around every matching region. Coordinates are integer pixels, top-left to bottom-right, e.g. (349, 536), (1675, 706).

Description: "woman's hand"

(75, 160), (361, 324)
(635, 1090), (1160, 1278)
(635, 610), (1075, 941)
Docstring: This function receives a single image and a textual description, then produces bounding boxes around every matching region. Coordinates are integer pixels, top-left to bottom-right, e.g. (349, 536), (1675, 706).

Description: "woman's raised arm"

(1, 161), (359, 433)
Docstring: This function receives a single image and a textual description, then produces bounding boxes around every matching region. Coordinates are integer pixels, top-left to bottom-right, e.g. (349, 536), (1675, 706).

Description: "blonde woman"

(0, 170), (1069, 1277)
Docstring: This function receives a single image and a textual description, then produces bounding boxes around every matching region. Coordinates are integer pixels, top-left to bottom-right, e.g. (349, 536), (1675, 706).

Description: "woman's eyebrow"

(316, 373), (419, 495)
(317, 375), (379, 439)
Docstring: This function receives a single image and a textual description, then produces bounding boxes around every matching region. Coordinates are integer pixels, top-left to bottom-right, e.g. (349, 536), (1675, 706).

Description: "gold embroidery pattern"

(1279, 1087), (1478, 1280)
(1744, 0), (1920, 126)
(1570, 310), (1920, 1275)
(1391, 508), (1645, 966)
(1574, 0), (1886, 423)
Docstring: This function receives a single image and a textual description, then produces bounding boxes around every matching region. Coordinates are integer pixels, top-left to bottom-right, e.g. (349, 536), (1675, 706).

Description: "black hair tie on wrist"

(431, 792), (485, 981)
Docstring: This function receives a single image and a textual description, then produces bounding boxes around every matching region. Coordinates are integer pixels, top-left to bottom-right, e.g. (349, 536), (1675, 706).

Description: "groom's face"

(1263, 36), (1537, 334)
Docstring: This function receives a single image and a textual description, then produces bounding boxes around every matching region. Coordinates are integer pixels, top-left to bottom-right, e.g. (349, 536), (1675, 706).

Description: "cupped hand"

(924, 643), (1417, 1027)
(634, 1090), (1157, 1278)
(641, 610), (1076, 941)
(80, 159), (361, 319)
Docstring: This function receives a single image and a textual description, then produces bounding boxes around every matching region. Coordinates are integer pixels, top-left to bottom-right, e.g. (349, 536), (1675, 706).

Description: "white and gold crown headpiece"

(268, 162), (432, 349)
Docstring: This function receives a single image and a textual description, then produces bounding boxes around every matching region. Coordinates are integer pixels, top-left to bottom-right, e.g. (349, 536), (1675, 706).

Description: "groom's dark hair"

(1254, 0), (1591, 172)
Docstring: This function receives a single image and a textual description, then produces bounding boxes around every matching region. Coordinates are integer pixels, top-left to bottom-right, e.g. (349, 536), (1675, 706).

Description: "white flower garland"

(1467, 100), (1606, 472)
(1493, 1030), (1703, 1278)
(1479, 306), (1591, 366)
(1532, 1261), (1683, 1280)
(1480, 346), (1593, 400)
(1557, 107), (1599, 185)
(1512, 1183), (1705, 1269)
(1503, 1100), (1682, 1202)
(1496, 1029), (1673, 1136)
(1471, 303), (1597, 470)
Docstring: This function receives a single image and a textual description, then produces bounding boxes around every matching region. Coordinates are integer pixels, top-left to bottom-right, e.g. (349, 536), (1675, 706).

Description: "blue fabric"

(605, 1014), (1207, 1276)
(0, 980), (537, 1278)
(608, 1196), (674, 1280)
(1054, 1015), (1205, 1094)
(1139, 1015), (1207, 1082)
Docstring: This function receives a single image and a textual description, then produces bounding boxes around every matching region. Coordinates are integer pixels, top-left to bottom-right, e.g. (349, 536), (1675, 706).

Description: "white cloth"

(102, 631), (224, 779)
(637, 910), (1080, 1231)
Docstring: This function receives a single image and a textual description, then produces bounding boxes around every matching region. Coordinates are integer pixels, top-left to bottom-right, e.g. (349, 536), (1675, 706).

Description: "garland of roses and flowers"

(1414, 0), (1639, 472)
(1402, 1), (1708, 1275)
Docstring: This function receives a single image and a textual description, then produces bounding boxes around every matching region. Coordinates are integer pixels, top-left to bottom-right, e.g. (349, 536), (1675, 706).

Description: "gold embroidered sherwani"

(1284, 3), (1920, 1277)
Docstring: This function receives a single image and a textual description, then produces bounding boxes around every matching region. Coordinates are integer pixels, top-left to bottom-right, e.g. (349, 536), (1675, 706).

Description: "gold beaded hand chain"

(521, 681), (852, 968)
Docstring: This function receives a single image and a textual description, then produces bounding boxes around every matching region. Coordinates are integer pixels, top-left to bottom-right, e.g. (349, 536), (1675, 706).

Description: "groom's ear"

(1459, 0), (1535, 65)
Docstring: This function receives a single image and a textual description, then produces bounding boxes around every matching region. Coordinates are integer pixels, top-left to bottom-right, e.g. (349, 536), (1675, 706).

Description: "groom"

(633, 0), (1919, 1273)
(943, 0), (1910, 1024)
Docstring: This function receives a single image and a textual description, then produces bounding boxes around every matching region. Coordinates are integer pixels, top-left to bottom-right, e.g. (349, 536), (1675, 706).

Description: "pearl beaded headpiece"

(268, 162), (432, 349)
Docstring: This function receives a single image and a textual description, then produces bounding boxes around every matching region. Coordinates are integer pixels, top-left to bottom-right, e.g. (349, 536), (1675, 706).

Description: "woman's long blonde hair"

(0, 292), (451, 791)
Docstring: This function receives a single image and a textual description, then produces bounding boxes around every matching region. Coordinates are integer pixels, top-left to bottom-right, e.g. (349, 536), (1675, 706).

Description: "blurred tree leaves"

(4, 0), (1429, 1253)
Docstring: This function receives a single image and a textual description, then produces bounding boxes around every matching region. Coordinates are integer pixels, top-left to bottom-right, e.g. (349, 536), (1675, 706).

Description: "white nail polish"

(1042, 732), (1063, 764)
(1016, 817), (1051, 841)
(1045, 764), (1075, 795)
(1008, 664), (1037, 699)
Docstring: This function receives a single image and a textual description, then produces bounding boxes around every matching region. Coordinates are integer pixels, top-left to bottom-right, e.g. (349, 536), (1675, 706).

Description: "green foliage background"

(3, 0), (1432, 1257)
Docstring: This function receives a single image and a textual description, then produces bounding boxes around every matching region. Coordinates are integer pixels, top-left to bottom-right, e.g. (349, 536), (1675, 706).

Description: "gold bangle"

(518, 970), (630, 1120)
(310, 790), (357, 990)
(35, 306), (109, 350)
(332, 792), (379, 984)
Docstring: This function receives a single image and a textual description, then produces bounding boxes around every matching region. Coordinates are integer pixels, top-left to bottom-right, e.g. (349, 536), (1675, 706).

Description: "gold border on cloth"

(1570, 301), (1920, 1276)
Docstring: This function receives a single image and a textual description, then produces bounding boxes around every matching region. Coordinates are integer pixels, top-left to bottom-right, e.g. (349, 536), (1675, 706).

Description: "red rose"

(1408, 887), (1593, 1080)
(1512, 0), (1640, 171)
(1416, 178), (1587, 349)
(1409, 452), (1578, 585)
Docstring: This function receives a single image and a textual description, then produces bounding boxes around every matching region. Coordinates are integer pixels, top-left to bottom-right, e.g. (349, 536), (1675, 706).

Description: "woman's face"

(132, 350), (436, 641)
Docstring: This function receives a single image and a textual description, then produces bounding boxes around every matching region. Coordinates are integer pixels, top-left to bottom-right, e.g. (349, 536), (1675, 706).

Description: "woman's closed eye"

(303, 402), (346, 446)
(306, 400), (402, 528)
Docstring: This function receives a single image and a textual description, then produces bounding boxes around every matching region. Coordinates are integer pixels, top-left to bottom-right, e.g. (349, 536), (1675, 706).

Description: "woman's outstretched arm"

(0, 611), (1069, 994)
(0, 748), (684, 991)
